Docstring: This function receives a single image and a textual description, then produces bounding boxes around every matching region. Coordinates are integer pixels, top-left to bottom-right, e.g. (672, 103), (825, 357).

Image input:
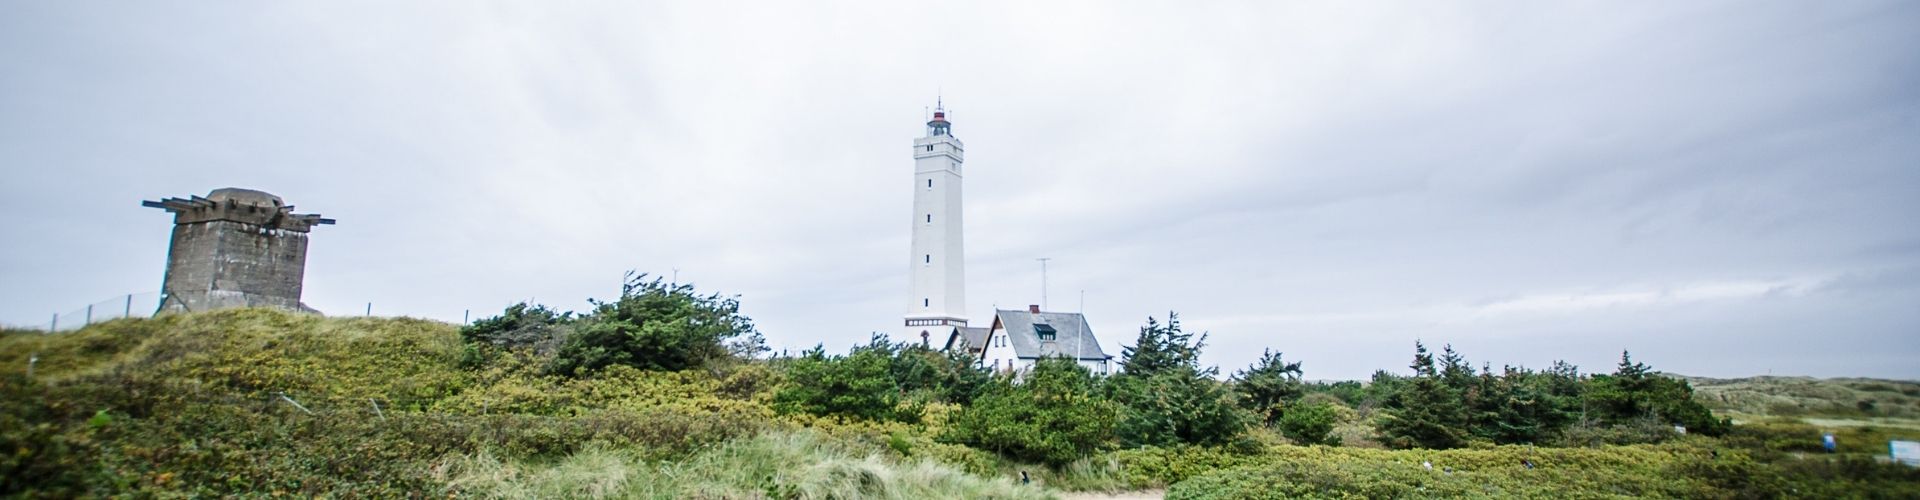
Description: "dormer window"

(1034, 324), (1057, 341)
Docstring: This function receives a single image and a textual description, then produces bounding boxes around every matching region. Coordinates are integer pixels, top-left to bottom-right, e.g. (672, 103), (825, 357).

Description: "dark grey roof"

(945, 326), (991, 352)
(995, 309), (1110, 361)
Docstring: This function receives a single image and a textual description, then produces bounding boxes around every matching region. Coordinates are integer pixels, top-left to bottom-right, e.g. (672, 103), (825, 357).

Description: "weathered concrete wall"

(158, 220), (313, 313)
(147, 188), (331, 315)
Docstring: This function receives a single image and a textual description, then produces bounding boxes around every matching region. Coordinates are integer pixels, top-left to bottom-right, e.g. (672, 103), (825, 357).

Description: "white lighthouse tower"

(903, 101), (969, 344)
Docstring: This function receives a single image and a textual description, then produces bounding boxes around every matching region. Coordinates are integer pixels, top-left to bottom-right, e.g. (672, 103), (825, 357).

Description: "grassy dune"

(1690, 375), (1920, 421)
(0, 309), (1045, 497)
(3, 309), (1918, 498)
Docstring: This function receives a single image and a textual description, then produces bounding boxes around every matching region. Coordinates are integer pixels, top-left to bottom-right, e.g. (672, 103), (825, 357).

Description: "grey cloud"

(2, 1), (1917, 379)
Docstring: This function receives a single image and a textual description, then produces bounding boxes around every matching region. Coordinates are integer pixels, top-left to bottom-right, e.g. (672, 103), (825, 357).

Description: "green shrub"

(1278, 400), (1341, 446)
(460, 302), (571, 353)
(548, 273), (764, 376)
(945, 358), (1119, 466)
(774, 344), (916, 423)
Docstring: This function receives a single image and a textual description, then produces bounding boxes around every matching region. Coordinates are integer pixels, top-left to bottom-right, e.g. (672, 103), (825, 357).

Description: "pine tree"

(1108, 313), (1252, 447)
(1232, 349), (1305, 425)
(1118, 313), (1200, 376)
(1377, 341), (1469, 449)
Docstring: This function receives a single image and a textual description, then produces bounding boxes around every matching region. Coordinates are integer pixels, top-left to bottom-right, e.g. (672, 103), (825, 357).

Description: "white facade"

(981, 327), (1113, 376)
(902, 104), (969, 341)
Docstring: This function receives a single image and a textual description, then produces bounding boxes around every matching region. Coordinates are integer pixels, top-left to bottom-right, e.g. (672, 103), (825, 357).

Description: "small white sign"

(1890, 440), (1920, 467)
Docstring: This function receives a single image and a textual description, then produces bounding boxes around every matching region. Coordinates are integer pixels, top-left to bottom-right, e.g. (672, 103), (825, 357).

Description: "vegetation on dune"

(1106, 314), (1253, 449)
(1691, 375), (1920, 420)
(1148, 439), (1920, 499)
(3, 276), (1918, 497)
(944, 357), (1121, 466)
(443, 431), (1052, 499)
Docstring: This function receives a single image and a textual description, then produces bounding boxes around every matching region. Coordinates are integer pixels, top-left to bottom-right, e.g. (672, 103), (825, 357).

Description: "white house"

(952, 305), (1113, 376)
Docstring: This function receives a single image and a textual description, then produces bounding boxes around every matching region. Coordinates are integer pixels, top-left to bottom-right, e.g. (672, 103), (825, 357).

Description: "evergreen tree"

(1586, 351), (1730, 436)
(1118, 313), (1200, 376)
(1376, 341), (1469, 449)
(1231, 349), (1305, 425)
(1108, 313), (1253, 447)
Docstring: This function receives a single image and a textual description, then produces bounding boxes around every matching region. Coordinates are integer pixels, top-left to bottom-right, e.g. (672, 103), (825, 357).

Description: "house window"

(1034, 324), (1057, 341)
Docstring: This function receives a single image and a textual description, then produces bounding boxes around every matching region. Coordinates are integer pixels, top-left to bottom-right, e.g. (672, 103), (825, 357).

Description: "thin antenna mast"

(1037, 257), (1051, 310)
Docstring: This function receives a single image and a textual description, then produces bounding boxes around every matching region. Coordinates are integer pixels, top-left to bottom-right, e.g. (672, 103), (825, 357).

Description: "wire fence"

(24, 292), (165, 332)
(10, 293), (498, 332)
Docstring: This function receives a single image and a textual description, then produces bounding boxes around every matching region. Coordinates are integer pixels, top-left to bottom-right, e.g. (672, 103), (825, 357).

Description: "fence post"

(276, 391), (315, 416)
(366, 303), (372, 317)
(26, 353), (36, 378)
(50, 313), (56, 332)
(370, 398), (386, 422)
(85, 305), (93, 326)
(463, 309), (470, 325)
(125, 294), (133, 318)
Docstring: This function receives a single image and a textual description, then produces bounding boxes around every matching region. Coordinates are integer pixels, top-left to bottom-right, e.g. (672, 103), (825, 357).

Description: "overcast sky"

(3, 1), (1916, 380)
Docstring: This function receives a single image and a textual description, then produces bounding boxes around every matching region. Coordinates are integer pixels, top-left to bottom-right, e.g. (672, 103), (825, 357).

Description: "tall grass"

(443, 431), (1054, 499)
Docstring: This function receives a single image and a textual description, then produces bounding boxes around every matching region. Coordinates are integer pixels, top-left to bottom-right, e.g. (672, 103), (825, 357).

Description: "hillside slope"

(4, 309), (1917, 498)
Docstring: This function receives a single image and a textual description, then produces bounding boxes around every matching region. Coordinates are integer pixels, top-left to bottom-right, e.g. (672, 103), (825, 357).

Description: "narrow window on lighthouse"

(926, 214), (932, 223)
(926, 145), (934, 152)
(925, 254), (931, 263)
(927, 179), (933, 188)
(924, 298), (929, 307)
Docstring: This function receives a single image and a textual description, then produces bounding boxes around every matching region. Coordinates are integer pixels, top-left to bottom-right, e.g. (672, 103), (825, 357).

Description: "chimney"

(1028, 304), (1041, 313)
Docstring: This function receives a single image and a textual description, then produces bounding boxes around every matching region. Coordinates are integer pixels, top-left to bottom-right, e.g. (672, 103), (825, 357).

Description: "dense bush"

(771, 334), (988, 424)
(548, 273), (765, 376)
(884, 340), (991, 405)
(459, 302), (570, 366)
(1277, 400), (1340, 446)
(774, 344), (914, 422)
(1374, 343), (1725, 449)
(944, 358), (1120, 466)
(1587, 351), (1731, 436)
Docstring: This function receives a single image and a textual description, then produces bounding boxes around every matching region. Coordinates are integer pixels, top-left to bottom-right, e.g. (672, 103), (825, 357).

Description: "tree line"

(461, 273), (1729, 467)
